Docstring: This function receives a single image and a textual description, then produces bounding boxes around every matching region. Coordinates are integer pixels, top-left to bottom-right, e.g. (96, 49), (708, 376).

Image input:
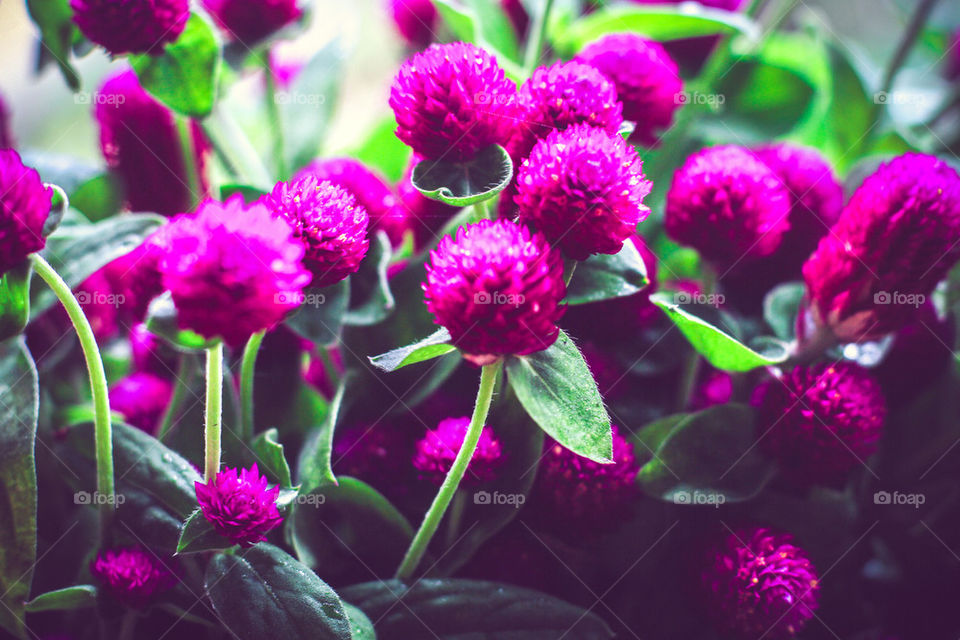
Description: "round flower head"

(575, 34), (682, 146)
(261, 175), (369, 288)
(71, 0), (188, 55)
(515, 124), (652, 261)
(201, 0), (302, 44)
(195, 464), (283, 547)
(802, 153), (960, 343)
(754, 363), (885, 487)
(96, 70), (209, 216)
(108, 372), (174, 434)
(0, 149), (51, 275)
(388, 0), (438, 49)
(413, 416), (504, 485)
(101, 235), (167, 324)
(0, 94), (13, 149)
(90, 547), (174, 607)
(157, 196), (311, 347)
(535, 425), (638, 525)
(130, 323), (178, 376)
(423, 218), (566, 364)
(691, 368), (734, 411)
(702, 526), (818, 639)
(390, 42), (517, 161)
(507, 60), (623, 165)
(665, 145), (790, 272)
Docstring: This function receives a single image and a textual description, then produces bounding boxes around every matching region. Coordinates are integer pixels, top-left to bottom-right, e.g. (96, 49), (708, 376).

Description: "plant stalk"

(240, 330), (265, 441)
(523, 0), (556, 77)
(204, 342), (224, 482)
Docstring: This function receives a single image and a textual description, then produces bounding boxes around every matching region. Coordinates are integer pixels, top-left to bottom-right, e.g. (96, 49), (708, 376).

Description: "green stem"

(174, 115), (201, 208)
(118, 610), (137, 640)
(445, 490), (468, 548)
(201, 108), (272, 190)
(523, 0), (556, 77)
(396, 360), (502, 581)
(240, 331), (265, 441)
(204, 342), (224, 482)
(30, 254), (114, 532)
(316, 345), (341, 391)
(262, 53), (288, 180)
(157, 354), (193, 441)
(563, 261), (577, 286)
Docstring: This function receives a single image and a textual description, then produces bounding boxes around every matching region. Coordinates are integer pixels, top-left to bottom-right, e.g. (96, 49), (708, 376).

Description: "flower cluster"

(0, 149), (51, 275)
(90, 547), (174, 607)
(71, 0), (189, 55)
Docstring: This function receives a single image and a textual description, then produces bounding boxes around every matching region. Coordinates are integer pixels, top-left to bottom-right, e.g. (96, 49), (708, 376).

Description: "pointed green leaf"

(24, 585), (97, 613)
(297, 378), (347, 494)
(565, 239), (650, 305)
(412, 144), (513, 207)
(369, 328), (454, 372)
(251, 428), (294, 488)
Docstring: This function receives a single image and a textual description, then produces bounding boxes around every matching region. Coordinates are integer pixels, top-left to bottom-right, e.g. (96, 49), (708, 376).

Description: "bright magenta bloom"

(202, 0), (302, 43)
(387, 0), (438, 49)
(90, 547), (174, 606)
(195, 464), (283, 547)
(413, 416), (504, 485)
(0, 149), (51, 275)
(108, 372), (174, 434)
(71, 0), (188, 54)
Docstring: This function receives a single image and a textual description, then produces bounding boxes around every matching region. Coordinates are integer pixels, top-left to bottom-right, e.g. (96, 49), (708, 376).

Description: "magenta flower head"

(109, 372), (174, 434)
(101, 237), (167, 324)
(388, 0), (438, 49)
(390, 42), (517, 161)
(702, 526), (818, 639)
(71, 0), (188, 55)
(90, 547), (174, 607)
(201, 0), (302, 44)
(96, 70), (209, 216)
(665, 145), (790, 272)
(413, 416), (504, 485)
(195, 464), (283, 547)
(260, 175), (369, 288)
(802, 153), (960, 343)
(0, 94), (13, 149)
(157, 196), (311, 347)
(507, 60), (623, 164)
(575, 34), (682, 146)
(515, 124), (651, 261)
(423, 218), (566, 364)
(535, 425), (638, 525)
(754, 362), (885, 487)
(0, 149), (51, 275)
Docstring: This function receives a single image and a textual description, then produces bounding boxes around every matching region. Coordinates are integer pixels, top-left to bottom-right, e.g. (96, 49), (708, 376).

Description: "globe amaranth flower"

(0, 149), (51, 275)
(157, 195), (311, 347)
(71, 0), (188, 55)
(802, 153), (960, 343)
(260, 175), (369, 288)
(506, 60), (623, 165)
(413, 416), (504, 485)
(0, 93), (13, 149)
(109, 372), (174, 434)
(388, 0), (438, 49)
(534, 425), (638, 525)
(96, 70), (209, 216)
(390, 42), (517, 161)
(90, 547), (174, 607)
(195, 464), (283, 547)
(753, 362), (885, 487)
(423, 218), (566, 364)
(575, 33), (682, 146)
(702, 526), (818, 640)
(515, 124), (652, 261)
(101, 234), (167, 324)
(665, 145), (790, 272)
(201, 0), (301, 44)
(691, 368), (734, 411)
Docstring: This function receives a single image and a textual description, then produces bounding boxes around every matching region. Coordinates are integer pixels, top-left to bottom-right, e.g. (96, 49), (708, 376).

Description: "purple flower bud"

(702, 526), (818, 639)
(423, 219), (566, 364)
(109, 372), (174, 433)
(690, 368), (733, 411)
(390, 42), (517, 161)
(515, 124), (651, 261)
(195, 464), (283, 547)
(71, 0), (189, 55)
(201, 0), (302, 44)
(802, 154), (960, 343)
(0, 149), (51, 275)
(90, 547), (174, 607)
(387, 0), (438, 49)
(413, 416), (504, 485)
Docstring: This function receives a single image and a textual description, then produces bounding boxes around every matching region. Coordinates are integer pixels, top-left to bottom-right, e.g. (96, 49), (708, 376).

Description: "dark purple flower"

(413, 416), (504, 485)
(90, 547), (174, 607)
(515, 124), (651, 261)
(195, 464), (283, 547)
(101, 236), (167, 324)
(803, 153), (960, 343)
(875, 302), (956, 406)
(71, 0), (189, 55)
(575, 33), (682, 146)
(0, 149), (51, 275)
(665, 145), (790, 272)
(201, 0), (302, 43)
(387, 0), (438, 49)
(702, 526), (818, 639)
(423, 218), (566, 364)
(691, 368), (733, 411)
(260, 175), (369, 287)
(109, 372), (174, 433)
(754, 362), (885, 486)
(390, 42), (517, 161)
(333, 424), (414, 494)
(0, 93), (13, 149)
(157, 196), (311, 347)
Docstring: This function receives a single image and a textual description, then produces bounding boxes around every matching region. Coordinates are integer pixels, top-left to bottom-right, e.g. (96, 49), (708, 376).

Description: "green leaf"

(368, 328), (454, 372)
(44, 184), (68, 237)
(69, 174), (122, 222)
(219, 184), (268, 202)
(281, 40), (344, 172)
(0, 340), (38, 640)
(26, 0), (80, 90)
(763, 282), (805, 341)
(434, 0), (521, 65)
(286, 280), (350, 347)
(131, 12), (222, 117)
(343, 603), (376, 640)
(650, 292), (788, 372)
(340, 579), (614, 640)
(634, 404), (776, 503)
(205, 544), (351, 640)
(565, 240), (650, 305)
(24, 585), (97, 613)
(176, 508), (232, 555)
(344, 232), (395, 326)
(145, 292), (220, 352)
(297, 378), (347, 494)
(505, 330), (612, 463)
(411, 144), (513, 207)
(251, 428), (294, 488)
(0, 262), (32, 342)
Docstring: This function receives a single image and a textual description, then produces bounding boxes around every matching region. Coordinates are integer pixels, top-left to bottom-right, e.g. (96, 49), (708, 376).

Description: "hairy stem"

(204, 342), (224, 482)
